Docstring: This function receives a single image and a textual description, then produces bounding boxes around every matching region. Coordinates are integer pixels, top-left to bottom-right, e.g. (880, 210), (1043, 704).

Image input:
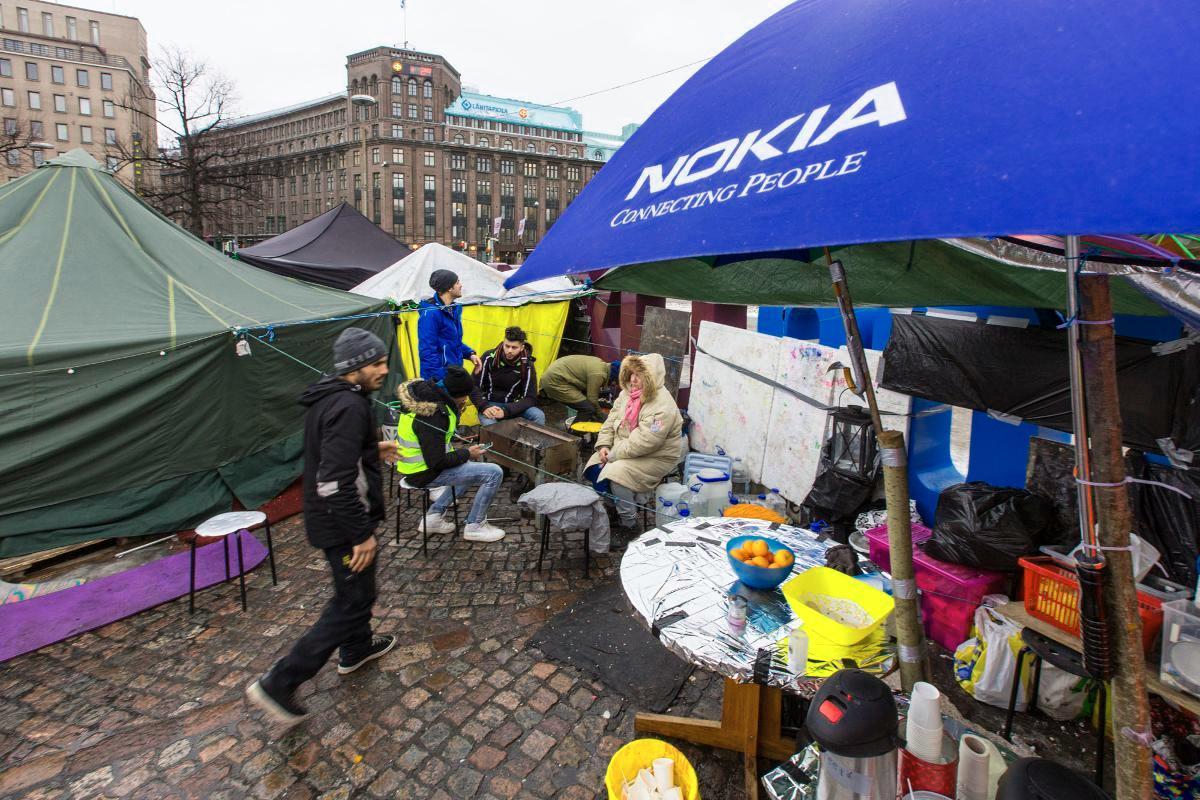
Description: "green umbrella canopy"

(0, 150), (390, 556)
(594, 238), (1167, 316)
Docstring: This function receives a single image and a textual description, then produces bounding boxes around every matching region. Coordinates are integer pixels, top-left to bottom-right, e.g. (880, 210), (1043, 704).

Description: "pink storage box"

(864, 523), (1011, 650)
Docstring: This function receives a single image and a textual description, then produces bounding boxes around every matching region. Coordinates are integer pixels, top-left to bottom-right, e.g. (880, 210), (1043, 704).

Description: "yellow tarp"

(395, 301), (571, 426)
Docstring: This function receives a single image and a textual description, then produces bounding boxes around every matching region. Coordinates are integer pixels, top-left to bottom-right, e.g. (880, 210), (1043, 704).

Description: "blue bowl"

(727, 535), (795, 590)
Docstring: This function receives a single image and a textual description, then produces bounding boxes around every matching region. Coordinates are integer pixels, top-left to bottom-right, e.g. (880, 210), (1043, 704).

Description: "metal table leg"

(189, 539), (197, 614)
(235, 531), (247, 612)
(263, 520), (277, 585)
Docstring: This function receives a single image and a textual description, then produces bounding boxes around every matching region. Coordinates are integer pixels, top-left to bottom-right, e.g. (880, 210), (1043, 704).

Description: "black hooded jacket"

(469, 341), (538, 417)
(299, 376), (385, 549)
(395, 379), (471, 487)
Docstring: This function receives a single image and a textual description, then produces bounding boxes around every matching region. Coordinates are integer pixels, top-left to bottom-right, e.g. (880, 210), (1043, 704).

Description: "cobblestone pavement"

(0, 477), (756, 800)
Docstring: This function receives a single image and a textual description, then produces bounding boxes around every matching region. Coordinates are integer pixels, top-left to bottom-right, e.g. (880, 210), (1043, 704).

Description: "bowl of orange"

(726, 535), (796, 590)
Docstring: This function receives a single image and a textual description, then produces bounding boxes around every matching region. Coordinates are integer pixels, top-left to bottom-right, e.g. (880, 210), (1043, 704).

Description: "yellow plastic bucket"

(604, 739), (700, 800)
(781, 566), (894, 645)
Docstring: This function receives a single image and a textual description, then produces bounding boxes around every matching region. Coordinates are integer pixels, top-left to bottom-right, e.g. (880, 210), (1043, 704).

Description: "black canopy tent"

(238, 202), (410, 290)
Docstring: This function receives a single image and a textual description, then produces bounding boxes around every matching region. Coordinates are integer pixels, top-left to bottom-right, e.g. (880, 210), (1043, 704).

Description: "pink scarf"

(623, 387), (643, 431)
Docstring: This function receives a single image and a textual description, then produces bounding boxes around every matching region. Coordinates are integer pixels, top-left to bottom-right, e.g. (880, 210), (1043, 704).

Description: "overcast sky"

(57, 0), (794, 136)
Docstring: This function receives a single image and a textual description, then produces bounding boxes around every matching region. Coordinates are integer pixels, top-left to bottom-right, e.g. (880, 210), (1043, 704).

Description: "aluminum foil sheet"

(620, 517), (895, 694)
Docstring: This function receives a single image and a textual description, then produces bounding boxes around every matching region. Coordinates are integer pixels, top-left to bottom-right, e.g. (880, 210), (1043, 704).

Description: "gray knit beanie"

(332, 327), (386, 375)
(429, 269), (459, 294)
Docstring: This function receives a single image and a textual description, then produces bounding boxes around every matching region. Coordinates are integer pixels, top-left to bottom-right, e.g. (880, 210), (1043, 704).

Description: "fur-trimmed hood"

(396, 379), (454, 417)
(618, 353), (667, 404)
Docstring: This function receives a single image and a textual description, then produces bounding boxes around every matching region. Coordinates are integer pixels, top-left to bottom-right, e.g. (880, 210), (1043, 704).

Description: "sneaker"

(337, 634), (397, 675)
(246, 679), (309, 727)
(422, 513), (456, 534)
(463, 521), (506, 542)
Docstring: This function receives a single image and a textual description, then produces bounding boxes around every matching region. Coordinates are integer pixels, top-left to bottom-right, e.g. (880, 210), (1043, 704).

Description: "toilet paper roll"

(662, 788), (683, 800)
(652, 757), (675, 792)
(955, 734), (990, 800)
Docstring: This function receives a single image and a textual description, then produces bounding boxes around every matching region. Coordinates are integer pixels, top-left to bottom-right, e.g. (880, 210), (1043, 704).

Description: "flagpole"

(402, 0), (408, 48)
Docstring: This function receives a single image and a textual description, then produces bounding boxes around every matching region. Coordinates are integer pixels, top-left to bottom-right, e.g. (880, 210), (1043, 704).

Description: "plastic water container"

(731, 457), (750, 495)
(683, 483), (705, 516)
(656, 500), (677, 528)
(865, 523), (1009, 650)
(683, 451), (733, 483)
(692, 468), (732, 518)
(656, 482), (688, 509)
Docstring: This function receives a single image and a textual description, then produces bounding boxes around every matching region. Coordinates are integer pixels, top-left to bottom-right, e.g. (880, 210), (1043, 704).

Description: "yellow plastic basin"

(781, 566), (895, 646)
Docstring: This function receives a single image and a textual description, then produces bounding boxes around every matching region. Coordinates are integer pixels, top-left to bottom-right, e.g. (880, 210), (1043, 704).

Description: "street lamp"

(349, 94), (378, 221)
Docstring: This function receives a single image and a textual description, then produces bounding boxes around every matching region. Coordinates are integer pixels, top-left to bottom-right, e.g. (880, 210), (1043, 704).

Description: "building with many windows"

(0, 0), (155, 188)
(212, 46), (635, 262)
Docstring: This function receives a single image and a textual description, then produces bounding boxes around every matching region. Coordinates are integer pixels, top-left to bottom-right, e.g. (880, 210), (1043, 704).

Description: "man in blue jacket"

(417, 269), (482, 380)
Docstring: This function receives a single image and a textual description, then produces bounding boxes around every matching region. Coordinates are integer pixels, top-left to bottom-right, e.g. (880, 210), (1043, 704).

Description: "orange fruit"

(750, 540), (770, 558)
(774, 550), (794, 567)
(750, 556), (771, 568)
(729, 547), (747, 561)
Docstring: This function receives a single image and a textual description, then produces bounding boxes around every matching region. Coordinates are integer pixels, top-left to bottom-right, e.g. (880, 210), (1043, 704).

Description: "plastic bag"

(954, 605), (1033, 711)
(1036, 666), (1090, 721)
(924, 482), (1061, 571)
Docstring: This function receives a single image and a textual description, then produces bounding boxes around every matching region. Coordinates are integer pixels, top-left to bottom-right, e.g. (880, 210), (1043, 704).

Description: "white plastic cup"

(904, 719), (945, 763)
(652, 758), (675, 792)
(956, 734), (991, 800)
(788, 625), (809, 672)
(908, 682), (941, 730)
(624, 780), (650, 800)
(662, 788), (683, 800)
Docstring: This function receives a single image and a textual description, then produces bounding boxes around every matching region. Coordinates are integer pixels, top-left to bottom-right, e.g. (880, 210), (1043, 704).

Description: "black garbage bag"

(924, 482), (1062, 571)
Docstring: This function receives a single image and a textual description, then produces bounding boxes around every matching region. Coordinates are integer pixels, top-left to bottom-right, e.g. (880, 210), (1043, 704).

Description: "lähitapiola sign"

(505, 1), (1200, 289)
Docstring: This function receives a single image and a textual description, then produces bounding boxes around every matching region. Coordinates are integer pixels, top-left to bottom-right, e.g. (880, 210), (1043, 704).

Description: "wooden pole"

(1077, 273), (1152, 799)
(826, 252), (928, 689)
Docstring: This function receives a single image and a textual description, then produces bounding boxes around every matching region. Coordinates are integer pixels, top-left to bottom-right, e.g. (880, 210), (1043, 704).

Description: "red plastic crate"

(1019, 556), (1163, 653)
(865, 524), (1010, 650)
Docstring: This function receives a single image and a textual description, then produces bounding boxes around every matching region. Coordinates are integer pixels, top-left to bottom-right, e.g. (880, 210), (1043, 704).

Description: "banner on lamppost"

(517, 216), (526, 239)
(492, 215), (502, 236)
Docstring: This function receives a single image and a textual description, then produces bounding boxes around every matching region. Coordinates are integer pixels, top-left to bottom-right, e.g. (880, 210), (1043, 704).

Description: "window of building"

(423, 151), (435, 167)
(352, 127), (360, 142)
(32, 149), (44, 166)
(423, 128), (435, 142)
(500, 159), (515, 175)
(422, 80), (433, 99)
(102, 99), (114, 117)
(17, 8), (28, 32)
(66, 16), (77, 40)
(41, 12), (53, 36)
(526, 143), (536, 153)
(390, 123), (403, 138)
(80, 125), (91, 143)
(391, 76), (403, 95)
(423, 175), (436, 193)
(3, 118), (15, 135)
(476, 156), (491, 172)
(0, 59), (10, 78)
(500, 180), (514, 199)
(6, 150), (19, 166)
(422, 106), (433, 122)
(523, 161), (537, 178)
(100, 72), (112, 92)
(500, 139), (513, 151)
(391, 147), (403, 164)
(451, 133), (464, 145)
(477, 136), (490, 149)
(104, 127), (115, 145)
(407, 78), (417, 96)
(27, 91), (40, 110)
(407, 103), (418, 120)
(566, 165), (581, 181)
(78, 97), (90, 115)
(352, 150), (360, 166)
(55, 122), (67, 141)
(545, 163), (559, 179)
(476, 179), (491, 199)
(51, 65), (64, 84)
(52, 94), (65, 112)
(90, 20), (100, 45)
(106, 155), (118, 172)
(391, 101), (403, 118)
(451, 177), (466, 196)
(371, 146), (380, 164)
(76, 69), (88, 88)
(3, 89), (15, 108)
(450, 152), (466, 171)
(30, 120), (43, 138)
(25, 62), (38, 81)
(569, 147), (579, 157)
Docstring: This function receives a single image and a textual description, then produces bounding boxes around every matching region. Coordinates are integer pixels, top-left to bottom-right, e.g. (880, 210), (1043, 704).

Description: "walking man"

(246, 327), (397, 726)
(471, 325), (545, 426)
(395, 365), (507, 542)
(417, 268), (482, 380)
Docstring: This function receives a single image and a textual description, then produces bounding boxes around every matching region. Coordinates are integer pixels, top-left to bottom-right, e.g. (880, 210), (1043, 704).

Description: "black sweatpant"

(263, 543), (376, 696)
(567, 399), (601, 423)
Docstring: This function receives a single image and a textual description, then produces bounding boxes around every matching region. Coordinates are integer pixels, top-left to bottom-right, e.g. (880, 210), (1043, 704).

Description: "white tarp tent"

(352, 242), (585, 306)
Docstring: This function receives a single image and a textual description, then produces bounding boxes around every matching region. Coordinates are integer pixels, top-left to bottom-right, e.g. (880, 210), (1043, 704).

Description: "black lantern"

(826, 405), (877, 479)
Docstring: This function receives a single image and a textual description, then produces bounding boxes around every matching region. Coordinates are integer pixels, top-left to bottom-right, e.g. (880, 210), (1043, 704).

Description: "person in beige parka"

(584, 353), (684, 528)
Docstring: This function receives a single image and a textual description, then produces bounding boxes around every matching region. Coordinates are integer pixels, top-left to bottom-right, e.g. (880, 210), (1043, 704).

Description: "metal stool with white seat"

(395, 480), (460, 556)
(190, 510), (277, 614)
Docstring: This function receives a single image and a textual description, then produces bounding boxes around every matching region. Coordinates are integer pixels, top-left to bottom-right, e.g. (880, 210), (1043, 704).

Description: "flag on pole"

(517, 217), (526, 239)
(493, 215), (502, 236)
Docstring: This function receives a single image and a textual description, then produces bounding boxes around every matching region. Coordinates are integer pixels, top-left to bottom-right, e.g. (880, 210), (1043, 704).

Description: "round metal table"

(619, 516), (893, 800)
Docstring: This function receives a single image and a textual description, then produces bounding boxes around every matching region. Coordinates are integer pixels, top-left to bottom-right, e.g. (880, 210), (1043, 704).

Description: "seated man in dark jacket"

(470, 326), (545, 427)
(395, 365), (506, 542)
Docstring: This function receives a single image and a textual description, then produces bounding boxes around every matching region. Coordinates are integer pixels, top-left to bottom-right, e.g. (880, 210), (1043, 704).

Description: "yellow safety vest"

(395, 409), (457, 474)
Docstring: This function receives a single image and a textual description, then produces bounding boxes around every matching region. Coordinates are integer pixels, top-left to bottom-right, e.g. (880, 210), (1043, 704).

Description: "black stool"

(1002, 627), (1107, 786)
(396, 479), (459, 556)
(538, 515), (590, 577)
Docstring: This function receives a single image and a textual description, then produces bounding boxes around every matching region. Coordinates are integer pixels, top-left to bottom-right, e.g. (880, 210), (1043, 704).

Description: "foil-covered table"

(620, 516), (892, 696)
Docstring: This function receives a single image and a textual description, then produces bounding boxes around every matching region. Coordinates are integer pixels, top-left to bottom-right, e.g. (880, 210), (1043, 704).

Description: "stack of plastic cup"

(905, 682), (944, 762)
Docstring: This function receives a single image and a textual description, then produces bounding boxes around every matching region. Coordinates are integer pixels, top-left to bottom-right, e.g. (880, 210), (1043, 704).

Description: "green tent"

(594, 238), (1168, 316)
(0, 150), (390, 557)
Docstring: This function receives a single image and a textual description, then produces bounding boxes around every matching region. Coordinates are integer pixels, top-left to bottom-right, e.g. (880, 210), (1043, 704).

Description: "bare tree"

(111, 47), (280, 238)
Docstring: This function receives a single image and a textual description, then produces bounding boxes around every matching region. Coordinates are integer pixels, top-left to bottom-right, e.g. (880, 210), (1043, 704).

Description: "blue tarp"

(508, 0), (1200, 288)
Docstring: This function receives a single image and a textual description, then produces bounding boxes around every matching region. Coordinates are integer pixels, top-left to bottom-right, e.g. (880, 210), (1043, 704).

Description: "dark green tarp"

(0, 150), (390, 556)
(594, 239), (1167, 316)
